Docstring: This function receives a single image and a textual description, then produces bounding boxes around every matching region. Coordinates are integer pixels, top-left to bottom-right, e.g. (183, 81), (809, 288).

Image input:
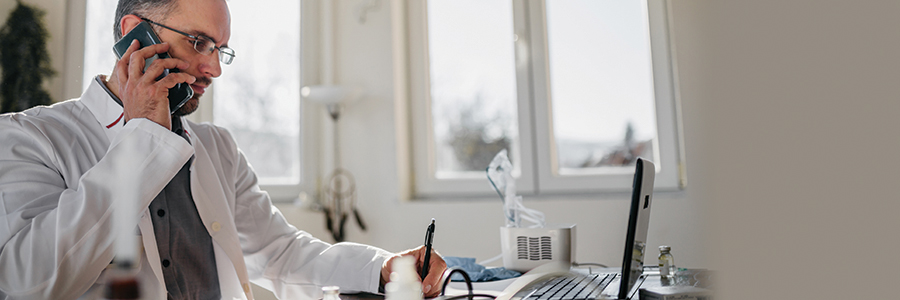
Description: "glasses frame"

(138, 16), (235, 65)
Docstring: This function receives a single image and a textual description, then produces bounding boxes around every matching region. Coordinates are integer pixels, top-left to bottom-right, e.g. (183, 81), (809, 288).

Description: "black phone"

(112, 21), (193, 114)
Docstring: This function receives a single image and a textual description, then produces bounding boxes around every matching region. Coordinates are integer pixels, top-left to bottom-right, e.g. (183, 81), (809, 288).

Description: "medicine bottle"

(322, 286), (341, 300)
(385, 256), (423, 300)
(658, 245), (675, 279)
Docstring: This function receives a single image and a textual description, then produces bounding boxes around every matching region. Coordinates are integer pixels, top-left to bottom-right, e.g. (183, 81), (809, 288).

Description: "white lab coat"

(0, 78), (392, 300)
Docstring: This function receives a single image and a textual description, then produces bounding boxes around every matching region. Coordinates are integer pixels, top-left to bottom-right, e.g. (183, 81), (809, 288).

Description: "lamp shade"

(301, 85), (363, 105)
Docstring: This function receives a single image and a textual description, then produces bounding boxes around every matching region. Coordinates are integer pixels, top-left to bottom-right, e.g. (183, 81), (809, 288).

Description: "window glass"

(82, 0), (118, 91)
(213, 0), (301, 185)
(427, 0), (520, 178)
(545, 0), (658, 174)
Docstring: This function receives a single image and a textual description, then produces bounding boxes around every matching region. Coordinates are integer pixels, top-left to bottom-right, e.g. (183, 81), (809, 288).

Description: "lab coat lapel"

(184, 121), (255, 300)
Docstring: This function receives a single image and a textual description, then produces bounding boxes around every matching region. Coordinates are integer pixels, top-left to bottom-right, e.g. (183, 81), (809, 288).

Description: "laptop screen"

(618, 158), (655, 299)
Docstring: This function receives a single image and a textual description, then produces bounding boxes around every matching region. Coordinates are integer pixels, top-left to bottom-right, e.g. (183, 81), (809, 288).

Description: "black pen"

(420, 218), (435, 281)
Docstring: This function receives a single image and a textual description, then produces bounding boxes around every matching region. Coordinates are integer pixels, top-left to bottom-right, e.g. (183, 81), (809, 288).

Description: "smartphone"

(112, 21), (193, 114)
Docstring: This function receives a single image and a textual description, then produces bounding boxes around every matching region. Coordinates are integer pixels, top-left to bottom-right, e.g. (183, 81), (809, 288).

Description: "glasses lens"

(219, 47), (235, 65)
(194, 38), (216, 55)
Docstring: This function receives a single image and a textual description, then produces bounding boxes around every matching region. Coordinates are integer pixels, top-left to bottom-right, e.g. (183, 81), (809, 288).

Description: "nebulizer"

(486, 150), (575, 272)
(486, 150), (544, 228)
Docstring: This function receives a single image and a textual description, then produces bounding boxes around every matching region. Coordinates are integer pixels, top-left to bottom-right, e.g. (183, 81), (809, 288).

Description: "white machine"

(500, 224), (576, 273)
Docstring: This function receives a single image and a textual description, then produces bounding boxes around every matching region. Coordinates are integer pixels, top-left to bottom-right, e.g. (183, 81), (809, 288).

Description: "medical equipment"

(487, 150), (573, 272)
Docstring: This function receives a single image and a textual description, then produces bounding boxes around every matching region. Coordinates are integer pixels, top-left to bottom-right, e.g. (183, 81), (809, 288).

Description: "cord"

(435, 268), (496, 300)
(572, 262), (608, 268)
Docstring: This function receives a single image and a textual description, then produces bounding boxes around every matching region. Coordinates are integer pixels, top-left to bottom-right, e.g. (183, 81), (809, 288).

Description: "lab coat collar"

(82, 75), (192, 142)
(81, 75), (126, 141)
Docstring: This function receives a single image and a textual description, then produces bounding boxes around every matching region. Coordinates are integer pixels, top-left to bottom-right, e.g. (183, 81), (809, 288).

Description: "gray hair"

(113, 0), (179, 40)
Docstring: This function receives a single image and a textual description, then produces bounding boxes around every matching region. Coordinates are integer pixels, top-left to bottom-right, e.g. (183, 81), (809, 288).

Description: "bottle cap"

(659, 245), (671, 252)
(323, 286), (340, 295)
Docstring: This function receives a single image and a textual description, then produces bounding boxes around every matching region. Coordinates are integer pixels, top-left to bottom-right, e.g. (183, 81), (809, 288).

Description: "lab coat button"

(211, 222), (221, 232)
(242, 283), (251, 294)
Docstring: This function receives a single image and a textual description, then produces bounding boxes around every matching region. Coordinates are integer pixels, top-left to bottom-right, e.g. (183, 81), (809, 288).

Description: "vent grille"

(516, 236), (552, 261)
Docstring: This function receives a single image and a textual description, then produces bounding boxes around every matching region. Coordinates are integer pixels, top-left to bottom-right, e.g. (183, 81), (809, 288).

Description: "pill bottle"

(322, 286), (341, 300)
(385, 256), (423, 300)
(658, 245), (675, 279)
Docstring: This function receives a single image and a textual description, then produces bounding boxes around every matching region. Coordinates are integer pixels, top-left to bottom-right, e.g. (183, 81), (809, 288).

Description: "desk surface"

(342, 269), (713, 300)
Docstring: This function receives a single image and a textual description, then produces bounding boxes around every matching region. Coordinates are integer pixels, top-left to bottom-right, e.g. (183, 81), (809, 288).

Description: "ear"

(120, 14), (144, 37)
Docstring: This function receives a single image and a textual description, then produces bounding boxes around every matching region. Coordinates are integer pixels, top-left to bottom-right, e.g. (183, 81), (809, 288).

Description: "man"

(0, 0), (446, 299)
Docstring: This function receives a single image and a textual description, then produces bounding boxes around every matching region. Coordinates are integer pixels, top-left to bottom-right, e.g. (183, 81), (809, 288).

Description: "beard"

(172, 76), (212, 116)
(172, 96), (200, 116)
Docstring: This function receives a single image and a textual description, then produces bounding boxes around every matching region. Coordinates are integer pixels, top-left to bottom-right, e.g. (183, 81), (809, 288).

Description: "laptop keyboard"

(516, 273), (616, 300)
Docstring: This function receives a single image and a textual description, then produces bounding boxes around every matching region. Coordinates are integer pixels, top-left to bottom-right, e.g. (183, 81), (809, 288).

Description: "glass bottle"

(322, 286), (341, 300)
(658, 245), (675, 279)
(385, 256), (424, 300)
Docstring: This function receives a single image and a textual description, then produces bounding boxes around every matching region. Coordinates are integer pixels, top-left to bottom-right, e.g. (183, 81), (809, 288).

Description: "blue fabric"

(444, 257), (522, 282)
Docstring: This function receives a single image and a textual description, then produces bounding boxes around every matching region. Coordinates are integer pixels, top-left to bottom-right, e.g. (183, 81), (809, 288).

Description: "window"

(81, 0), (117, 92)
(211, 0), (302, 188)
(79, 0), (306, 201)
(409, 0), (685, 198)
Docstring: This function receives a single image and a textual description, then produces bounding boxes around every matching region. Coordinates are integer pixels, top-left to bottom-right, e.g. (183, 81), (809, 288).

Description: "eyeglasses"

(139, 17), (235, 65)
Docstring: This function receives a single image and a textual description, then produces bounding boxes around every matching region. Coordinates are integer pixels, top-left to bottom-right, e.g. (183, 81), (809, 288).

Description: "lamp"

(302, 85), (366, 242)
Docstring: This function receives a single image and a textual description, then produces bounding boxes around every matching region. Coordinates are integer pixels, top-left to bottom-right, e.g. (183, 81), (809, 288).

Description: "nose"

(198, 50), (222, 78)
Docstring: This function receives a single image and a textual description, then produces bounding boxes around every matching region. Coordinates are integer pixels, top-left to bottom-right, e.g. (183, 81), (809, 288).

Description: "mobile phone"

(112, 21), (193, 114)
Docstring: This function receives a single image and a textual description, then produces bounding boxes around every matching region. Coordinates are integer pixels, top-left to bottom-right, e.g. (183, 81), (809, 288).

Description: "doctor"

(0, 0), (447, 299)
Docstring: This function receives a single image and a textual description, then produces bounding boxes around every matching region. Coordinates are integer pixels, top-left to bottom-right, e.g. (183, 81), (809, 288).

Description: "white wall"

(683, 1), (900, 299)
(9, 0), (900, 299)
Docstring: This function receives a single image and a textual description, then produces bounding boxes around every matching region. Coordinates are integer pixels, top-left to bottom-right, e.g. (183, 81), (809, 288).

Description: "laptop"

(495, 158), (656, 300)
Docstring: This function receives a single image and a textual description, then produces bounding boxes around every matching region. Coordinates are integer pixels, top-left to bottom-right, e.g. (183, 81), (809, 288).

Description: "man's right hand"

(110, 39), (196, 130)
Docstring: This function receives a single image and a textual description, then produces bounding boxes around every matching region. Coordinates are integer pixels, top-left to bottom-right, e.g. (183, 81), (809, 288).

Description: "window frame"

(408, 0), (538, 198)
(408, 0), (686, 198)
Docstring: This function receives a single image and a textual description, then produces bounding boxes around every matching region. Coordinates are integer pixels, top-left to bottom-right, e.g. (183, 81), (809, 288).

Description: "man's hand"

(110, 40), (196, 130)
(381, 246), (448, 298)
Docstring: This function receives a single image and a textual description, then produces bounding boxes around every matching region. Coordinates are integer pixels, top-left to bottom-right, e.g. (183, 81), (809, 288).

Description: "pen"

(420, 218), (435, 281)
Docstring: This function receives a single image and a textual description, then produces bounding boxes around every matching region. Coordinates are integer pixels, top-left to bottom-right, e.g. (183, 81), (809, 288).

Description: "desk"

(633, 269), (714, 300)
(342, 268), (713, 300)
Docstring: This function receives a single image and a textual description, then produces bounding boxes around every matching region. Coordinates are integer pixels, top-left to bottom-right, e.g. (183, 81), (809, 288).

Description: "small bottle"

(385, 256), (423, 300)
(322, 286), (341, 300)
(658, 245), (675, 279)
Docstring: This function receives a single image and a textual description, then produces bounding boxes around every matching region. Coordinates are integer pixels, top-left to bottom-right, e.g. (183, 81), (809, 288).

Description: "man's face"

(152, 0), (231, 116)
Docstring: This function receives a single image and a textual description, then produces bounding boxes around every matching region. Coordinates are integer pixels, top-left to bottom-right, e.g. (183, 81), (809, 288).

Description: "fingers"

(406, 246), (446, 297)
(380, 248), (447, 297)
(421, 251), (447, 297)
(127, 42), (169, 80)
(156, 70), (196, 89)
(123, 42), (194, 91)
(115, 40), (141, 84)
(143, 55), (190, 81)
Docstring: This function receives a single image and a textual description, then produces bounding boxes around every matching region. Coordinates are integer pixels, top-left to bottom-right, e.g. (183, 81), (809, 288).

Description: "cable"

(572, 262), (608, 268)
(435, 268), (496, 300)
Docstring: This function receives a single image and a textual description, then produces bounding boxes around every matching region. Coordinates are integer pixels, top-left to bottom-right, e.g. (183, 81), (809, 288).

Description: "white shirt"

(0, 77), (391, 300)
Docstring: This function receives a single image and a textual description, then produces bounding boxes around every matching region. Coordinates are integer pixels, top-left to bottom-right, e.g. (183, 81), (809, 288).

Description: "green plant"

(0, 0), (55, 113)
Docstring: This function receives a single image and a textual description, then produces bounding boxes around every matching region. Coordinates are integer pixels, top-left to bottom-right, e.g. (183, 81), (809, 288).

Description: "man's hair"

(113, 0), (179, 40)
